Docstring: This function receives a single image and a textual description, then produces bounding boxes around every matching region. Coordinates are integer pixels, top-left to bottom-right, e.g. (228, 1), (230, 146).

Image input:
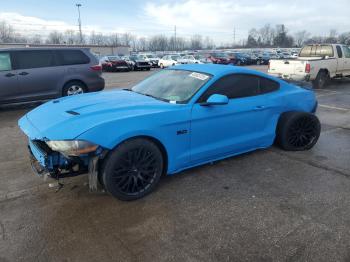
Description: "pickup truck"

(268, 44), (350, 88)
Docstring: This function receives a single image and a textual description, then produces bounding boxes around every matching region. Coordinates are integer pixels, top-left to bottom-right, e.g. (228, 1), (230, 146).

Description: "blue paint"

(19, 64), (317, 175)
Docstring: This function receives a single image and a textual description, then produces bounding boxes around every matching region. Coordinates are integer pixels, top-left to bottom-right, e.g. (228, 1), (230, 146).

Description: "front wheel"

(102, 138), (164, 201)
(276, 112), (321, 151)
(62, 81), (86, 96)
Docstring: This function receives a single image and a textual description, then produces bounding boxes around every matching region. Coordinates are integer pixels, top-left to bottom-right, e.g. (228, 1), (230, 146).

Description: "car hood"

(19, 90), (174, 141)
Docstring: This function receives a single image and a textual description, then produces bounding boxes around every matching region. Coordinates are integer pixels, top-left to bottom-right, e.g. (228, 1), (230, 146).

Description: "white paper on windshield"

(189, 72), (209, 81)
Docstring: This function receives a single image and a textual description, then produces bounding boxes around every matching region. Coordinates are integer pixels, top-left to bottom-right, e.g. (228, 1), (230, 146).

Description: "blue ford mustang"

(18, 64), (320, 200)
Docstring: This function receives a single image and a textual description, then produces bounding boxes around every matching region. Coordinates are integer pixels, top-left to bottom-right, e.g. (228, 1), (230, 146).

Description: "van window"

(55, 50), (90, 65)
(299, 45), (334, 57)
(0, 53), (12, 71)
(15, 50), (55, 69)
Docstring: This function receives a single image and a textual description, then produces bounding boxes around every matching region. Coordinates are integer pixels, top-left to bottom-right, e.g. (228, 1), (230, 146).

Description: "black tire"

(62, 81), (87, 96)
(313, 70), (330, 89)
(102, 138), (164, 201)
(276, 112), (321, 151)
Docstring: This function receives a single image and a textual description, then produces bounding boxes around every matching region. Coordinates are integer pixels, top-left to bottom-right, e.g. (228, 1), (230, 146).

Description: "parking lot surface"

(0, 66), (349, 262)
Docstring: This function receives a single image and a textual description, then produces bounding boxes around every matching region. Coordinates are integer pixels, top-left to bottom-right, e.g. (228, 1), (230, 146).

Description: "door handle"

(254, 105), (265, 110)
(19, 72), (29, 76)
(5, 73), (16, 77)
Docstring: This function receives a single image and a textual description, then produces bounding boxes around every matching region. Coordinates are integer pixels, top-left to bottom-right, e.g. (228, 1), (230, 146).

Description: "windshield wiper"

(143, 93), (170, 102)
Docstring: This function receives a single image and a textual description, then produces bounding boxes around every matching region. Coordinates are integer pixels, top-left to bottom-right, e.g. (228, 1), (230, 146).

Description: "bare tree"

(0, 21), (15, 43)
(46, 31), (63, 44)
(294, 30), (311, 47)
(121, 32), (132, 46)
(190, 34), (203, 50)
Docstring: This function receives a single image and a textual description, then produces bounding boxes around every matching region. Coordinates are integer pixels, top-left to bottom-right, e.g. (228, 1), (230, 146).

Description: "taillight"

(305, 63), (311, 73)
(90, 65), (102, 71)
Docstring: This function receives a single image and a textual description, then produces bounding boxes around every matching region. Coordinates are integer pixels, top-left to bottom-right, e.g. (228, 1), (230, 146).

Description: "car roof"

(171, 64), (270, 78)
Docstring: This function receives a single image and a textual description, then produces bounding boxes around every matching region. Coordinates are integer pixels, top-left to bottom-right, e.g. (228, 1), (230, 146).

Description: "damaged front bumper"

(28, 139), (106, 190)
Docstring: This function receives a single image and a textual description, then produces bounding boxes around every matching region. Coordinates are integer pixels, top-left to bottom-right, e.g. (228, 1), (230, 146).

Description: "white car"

(177, 55), (203, 64)
(158, 55), (180, 68)
(268, 44), (350, 88)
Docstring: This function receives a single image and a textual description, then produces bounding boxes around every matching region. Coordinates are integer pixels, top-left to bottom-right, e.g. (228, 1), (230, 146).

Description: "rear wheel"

(62, 81), (86, 96)
(313, 71), (330, 89)
(102, 138), (164, 201)
(276, 112), (320, 151)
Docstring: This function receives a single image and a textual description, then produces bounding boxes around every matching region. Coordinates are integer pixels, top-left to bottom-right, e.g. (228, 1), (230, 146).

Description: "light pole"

(76, 3), (83, 44)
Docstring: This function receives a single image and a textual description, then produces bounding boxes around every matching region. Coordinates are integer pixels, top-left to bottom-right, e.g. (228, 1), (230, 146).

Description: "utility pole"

(233, 26), (236, 47)
(174, 25), (177, 51)
(76, 3), (83, 44)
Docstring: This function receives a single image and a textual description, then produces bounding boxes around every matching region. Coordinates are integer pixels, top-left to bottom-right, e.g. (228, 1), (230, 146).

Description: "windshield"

(171, 55), (180, 61)
(107, 56), (121, 61)
(213, 53), (227, 58)
(146, 55), (155, 58)
(131, 69), (211, 103)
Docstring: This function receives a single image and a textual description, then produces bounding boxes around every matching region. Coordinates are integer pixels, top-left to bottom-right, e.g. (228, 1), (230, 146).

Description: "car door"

(341, 45), (350, 76)
(190, 74), (273, 164)
(13, 50), (64, 101)
(0, 51), (20, 104)
(335, 45), (346, 74)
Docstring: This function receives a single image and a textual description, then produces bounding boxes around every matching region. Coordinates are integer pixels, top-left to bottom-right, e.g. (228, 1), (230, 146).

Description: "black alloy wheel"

(276, 112), (321, 151)
(102, 138), (164, 201)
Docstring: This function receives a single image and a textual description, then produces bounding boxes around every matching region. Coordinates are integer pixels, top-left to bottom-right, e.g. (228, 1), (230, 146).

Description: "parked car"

(257, 53), (278, 65)
(128, 55), (152, 71)
(177, 55), (203, 64)
(227, 52), (247, 66)
(99, 55), (130, 72)
(0, 48), (104, 105)
(138, 54), (159, 67)
(158, 55), (180, 68)
(268, 44), (350, 88)
(208, 53), (236, 65)
(121, 56), (136, 70)
(19, 64), (320, 201)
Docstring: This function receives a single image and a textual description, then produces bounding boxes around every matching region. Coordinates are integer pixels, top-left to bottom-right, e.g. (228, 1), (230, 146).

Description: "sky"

(0, 0), (349, 44)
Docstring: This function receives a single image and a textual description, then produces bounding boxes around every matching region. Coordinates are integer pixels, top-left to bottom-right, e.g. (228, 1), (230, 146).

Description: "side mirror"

(200, 94), (229, 106)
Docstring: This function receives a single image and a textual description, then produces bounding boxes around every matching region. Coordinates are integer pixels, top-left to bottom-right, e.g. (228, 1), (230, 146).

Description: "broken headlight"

(46, 140), (98, 156)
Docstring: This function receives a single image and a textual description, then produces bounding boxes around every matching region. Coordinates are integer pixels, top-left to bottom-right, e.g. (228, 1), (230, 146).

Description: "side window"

(342, 46), (350, 58)
(15, 50), (55, 69)
(56, 50), (90, 66)
(336, 45), (343, 58)
(0, 52), (12, 71)
(259, 77), (280, 94)
(198, 74), (259, 102)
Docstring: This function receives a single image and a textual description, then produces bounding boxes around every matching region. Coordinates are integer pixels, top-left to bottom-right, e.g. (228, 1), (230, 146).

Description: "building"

(0, 43), (130, 57)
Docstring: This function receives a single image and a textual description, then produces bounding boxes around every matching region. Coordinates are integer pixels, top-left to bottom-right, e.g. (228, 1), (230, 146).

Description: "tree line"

(1, 20), (350, 51)
(246, 24), (350, 48)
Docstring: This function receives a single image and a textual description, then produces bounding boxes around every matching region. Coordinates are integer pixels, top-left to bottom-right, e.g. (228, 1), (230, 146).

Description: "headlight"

(46, 140), (98, 156)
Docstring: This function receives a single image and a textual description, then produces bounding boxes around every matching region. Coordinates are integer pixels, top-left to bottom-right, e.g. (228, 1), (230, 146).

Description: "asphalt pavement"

(0, 66), (349, 262)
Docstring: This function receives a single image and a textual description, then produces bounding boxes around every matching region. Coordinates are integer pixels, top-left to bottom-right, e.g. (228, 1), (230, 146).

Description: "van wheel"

(63, 81), (87, 96)
(313, 71), (329, 89)
(276, 112), (320, 151)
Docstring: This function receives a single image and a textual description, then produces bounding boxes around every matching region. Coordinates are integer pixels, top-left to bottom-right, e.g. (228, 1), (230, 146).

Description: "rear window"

(259, 77), (280, 93)
(0, 53), (12, 71)
(15, 50), (55, 69)
(299, 45), (334, 57)
(55, 50), (90, 65)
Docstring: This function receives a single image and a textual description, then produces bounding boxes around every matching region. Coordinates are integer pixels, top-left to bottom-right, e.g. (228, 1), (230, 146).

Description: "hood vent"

(66, 110), (80, 115)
